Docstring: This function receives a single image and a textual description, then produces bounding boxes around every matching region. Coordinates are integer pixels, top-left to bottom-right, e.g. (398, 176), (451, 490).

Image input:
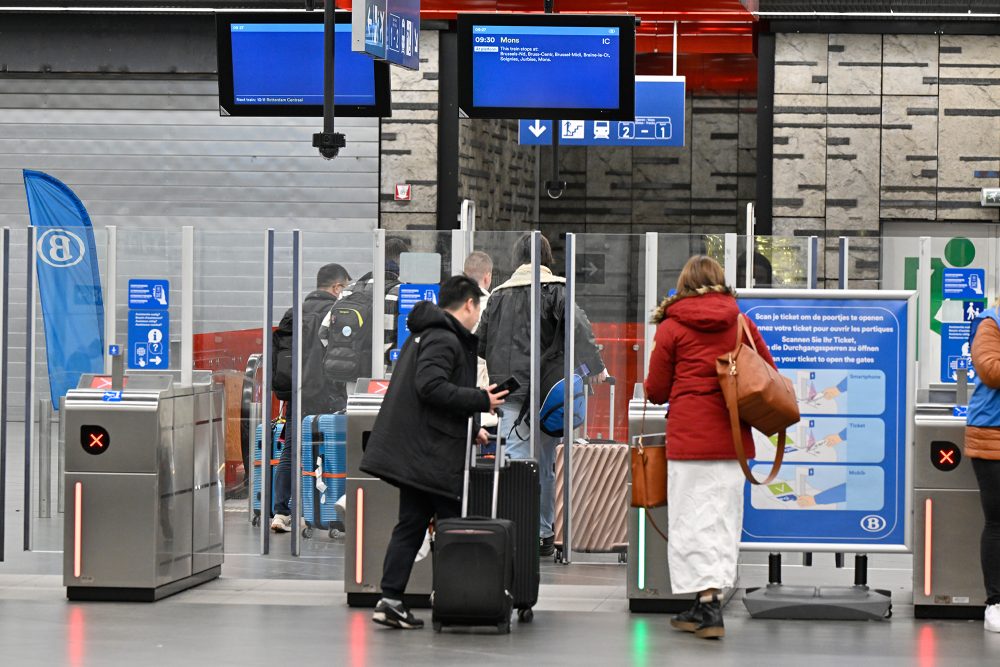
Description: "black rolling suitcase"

(467, 450), (540, 622)
(432, 418), (516, 634)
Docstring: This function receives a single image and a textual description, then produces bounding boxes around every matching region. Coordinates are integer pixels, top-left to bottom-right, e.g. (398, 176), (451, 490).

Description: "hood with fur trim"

(650, 286), (739, 331)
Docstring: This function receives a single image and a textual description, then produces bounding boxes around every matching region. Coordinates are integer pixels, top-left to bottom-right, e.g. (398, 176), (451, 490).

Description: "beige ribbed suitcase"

(554, 379), (628, 555)
(554, 441), (629, 554)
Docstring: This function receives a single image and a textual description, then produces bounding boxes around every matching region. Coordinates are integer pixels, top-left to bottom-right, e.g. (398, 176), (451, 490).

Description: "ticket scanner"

(63, 369), (225, 601)
(344, 386), (432, 607)
(913, 381), (985, 619)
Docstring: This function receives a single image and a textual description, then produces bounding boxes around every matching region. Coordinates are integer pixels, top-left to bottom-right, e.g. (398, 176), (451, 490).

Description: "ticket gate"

(913, 386), (985, 619)
(344, 391), (432, 608)
(626, 392), (689, 612)
(63, 370), (225, 601)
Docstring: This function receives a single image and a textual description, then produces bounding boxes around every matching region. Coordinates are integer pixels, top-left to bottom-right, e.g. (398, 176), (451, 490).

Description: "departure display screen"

(217, 13), (390, 117)
(458, 14), (635, 120)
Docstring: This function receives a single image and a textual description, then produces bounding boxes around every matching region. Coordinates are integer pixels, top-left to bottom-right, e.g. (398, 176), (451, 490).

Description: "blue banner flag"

(23, 170), (105, 407)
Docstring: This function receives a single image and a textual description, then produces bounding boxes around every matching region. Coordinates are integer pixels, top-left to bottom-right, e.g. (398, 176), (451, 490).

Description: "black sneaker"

(539, 535), (555, 557)
(372, 599), (424, 629)
(694, 594), (724, 639)
(670, 597), (703, 633)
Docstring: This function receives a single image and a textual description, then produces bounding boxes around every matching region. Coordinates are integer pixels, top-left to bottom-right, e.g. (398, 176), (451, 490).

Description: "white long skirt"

(667, 459), (745, 595)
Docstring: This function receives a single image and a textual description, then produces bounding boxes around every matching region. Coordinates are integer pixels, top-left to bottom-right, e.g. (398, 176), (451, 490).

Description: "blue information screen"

(738, 297), (911, 550)
(230, 23), (375, 106)
(471, 25), (621, 110)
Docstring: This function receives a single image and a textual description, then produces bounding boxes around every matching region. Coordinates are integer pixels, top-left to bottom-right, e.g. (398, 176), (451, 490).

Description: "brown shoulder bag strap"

(724, 315), (784, 486)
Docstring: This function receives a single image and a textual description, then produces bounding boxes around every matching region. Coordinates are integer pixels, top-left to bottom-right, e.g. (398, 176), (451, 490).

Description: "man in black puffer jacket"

(363, 275), (508, 630)
(269, 263), (351, 533)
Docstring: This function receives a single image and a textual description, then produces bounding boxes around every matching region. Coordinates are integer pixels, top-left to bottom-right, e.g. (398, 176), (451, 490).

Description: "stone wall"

(380, 30), (440, 230)
(457, 119), (538, 231)
(771, 32), (1000, 287)
(537, 93), (758, 240)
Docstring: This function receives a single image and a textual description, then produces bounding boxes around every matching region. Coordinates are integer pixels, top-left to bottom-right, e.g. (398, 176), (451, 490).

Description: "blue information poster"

(739, 296), (911, 550)
(518, 77), (685, 147)
(128, 279), (170, 370)
(393, 283), (439, 355)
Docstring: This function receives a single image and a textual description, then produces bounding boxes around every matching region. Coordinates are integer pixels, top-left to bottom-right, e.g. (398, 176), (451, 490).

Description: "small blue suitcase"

(301, 414), (347, 538)
(252, 420), (284, 526)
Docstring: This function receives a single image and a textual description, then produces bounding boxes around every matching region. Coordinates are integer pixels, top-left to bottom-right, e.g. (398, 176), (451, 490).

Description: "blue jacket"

(967, 307), (1000, 428)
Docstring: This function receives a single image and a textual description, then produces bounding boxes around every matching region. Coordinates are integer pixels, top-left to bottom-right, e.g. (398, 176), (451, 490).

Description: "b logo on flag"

(37, 228), (86, 268)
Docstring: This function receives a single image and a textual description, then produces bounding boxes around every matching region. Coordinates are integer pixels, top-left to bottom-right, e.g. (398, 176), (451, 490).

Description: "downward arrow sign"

(529, 120), (547, 138)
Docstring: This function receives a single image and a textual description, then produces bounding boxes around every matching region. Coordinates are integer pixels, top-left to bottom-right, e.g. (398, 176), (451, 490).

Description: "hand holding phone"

(492, 376), (521, 396)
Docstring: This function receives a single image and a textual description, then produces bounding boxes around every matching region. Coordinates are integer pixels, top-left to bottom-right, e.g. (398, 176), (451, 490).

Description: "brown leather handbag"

(717, 314), (800, 485)
(629, 402), (669, 540)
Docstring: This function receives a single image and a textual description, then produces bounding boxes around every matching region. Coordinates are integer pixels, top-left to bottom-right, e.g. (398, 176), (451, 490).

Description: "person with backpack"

(270, 263), (352, 533)
(477, 233), (606, 557)
(362, 275), (509, 629)
(321, 237), (409, 385)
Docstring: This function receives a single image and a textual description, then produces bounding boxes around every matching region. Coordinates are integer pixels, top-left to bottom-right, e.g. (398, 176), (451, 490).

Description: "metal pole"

(808, 236), (819, 290)
(562, 233), (576, 564)
(0, 228), (7, 561)
(371, 229), (386, 380)
(672, 21), (678, 77)
(291, 229), (303, 557)
(37, 398), (51, 519)
(530, 231), (542, 460)
(839, 236), (849, 289)
(104, 225), (117, 374)
(643, 232), (657, 380)
(723, 233), (737, 286)
(181, 226), (194, 386)
(57, 396), (65, 514)
(450, 229), (466, 277)
(745, 202), (755, 289)
(260, 229), (275, 555)
(918, 237), (932, 390)
(24, 225), (36, 551)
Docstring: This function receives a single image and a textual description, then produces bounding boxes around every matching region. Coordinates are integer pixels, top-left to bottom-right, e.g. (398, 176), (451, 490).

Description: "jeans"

(972, 457), (1000, 605)
(503, 398), (557, 539)
(273, 402), (296, 517)
(381, 484), (460, 600)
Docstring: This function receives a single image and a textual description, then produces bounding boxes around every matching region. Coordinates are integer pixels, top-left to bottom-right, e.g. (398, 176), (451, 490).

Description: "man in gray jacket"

(477, 233), (605, 556)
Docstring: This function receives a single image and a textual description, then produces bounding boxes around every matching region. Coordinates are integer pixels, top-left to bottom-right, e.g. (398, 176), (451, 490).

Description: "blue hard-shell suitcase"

(252, 420), (284, 526)
(301, 414), (347, 539)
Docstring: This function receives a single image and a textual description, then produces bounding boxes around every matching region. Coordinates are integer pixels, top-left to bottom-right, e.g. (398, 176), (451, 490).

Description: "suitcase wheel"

(328, 527), (344, 540)
(517, 608), (534, 623)
(498, 621), (511, 634)
(432, 622), (442, 633)
(302, 526), (314, 539)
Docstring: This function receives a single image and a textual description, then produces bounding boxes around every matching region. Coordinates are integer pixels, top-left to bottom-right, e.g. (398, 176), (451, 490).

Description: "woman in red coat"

(644, 255), (775, 640)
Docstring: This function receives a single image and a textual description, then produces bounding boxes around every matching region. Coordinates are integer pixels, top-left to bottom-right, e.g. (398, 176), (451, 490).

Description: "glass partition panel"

(655, 233), (728, 297)
(881, 234), (998, 389)
(751, 235), (812, 289)
(26, 227), (109, 552)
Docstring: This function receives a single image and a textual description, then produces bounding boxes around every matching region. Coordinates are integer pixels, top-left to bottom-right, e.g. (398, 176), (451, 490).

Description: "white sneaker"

(270, 514), (292, 533)
(986, 603), (1000, 633)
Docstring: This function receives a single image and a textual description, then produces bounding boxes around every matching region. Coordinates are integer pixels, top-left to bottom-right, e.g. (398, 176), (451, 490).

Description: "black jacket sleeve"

(551, 285), (605, 376)
(271, 308), (294, 399)
(414, 333), (491, 416)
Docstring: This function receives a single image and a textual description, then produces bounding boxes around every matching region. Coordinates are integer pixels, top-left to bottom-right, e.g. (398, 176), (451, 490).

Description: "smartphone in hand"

(493, 376), (521, 395)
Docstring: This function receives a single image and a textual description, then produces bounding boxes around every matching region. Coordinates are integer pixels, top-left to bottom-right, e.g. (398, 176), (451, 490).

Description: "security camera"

(545, 179), (567, 200)
(313, 132), (347, 160)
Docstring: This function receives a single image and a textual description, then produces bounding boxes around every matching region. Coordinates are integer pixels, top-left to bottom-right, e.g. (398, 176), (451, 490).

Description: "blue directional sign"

(941, 322), (975, 383)
(128, 311), (169, 370)
(394, 283), (440, 353)
(354, 0), (420, 70)
(128, 277), (170, 370)
(942, 268), (986, 300)
(518, 76), (685, 147)
(128, 279), (169, 310)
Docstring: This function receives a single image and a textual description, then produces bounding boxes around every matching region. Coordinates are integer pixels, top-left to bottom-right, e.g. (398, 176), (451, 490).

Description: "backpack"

(322, 282), (376, 383)
(514, 315), (586, 438)
(271, 298), (338, 410)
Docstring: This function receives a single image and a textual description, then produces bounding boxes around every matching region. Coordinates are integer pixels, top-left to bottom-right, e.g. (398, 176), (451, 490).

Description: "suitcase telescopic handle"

(460, 409), (504, 520)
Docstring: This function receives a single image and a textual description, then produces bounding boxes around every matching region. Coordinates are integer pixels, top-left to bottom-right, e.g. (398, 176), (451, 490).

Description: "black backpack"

(322, 282), (376, 383)
(272, 300), (338, 409)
